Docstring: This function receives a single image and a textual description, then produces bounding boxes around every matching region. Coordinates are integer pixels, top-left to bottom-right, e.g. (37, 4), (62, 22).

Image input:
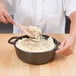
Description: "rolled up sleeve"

(0, 0), (19, 15)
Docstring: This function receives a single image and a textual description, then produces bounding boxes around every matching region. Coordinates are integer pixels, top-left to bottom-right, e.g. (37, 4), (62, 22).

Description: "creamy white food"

(16, 37), (56, 52)
(16, 26), (56, 52)
(28, 26), (42, 39)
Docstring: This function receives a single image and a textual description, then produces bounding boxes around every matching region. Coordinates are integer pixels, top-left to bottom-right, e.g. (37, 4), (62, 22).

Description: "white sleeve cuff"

(66, 7), (76, 17)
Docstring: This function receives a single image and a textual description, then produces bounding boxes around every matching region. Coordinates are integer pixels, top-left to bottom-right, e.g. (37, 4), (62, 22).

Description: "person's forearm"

(69, 11), (76, 39)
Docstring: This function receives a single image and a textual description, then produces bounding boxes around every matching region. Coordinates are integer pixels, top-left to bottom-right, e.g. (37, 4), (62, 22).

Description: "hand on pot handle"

(56, 36), (75, 56)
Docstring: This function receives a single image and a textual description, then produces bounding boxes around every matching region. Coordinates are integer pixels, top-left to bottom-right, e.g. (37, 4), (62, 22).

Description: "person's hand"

(0, 4), (14, 24)
(56, 36), (75, 56)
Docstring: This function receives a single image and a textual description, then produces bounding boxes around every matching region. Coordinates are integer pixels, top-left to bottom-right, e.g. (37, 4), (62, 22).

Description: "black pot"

(8, 35), (60, 65)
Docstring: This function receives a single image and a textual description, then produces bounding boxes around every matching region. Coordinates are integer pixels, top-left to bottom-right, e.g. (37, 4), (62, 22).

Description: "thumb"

(56, 40), (66, 54)
(58, 40), (65, 49)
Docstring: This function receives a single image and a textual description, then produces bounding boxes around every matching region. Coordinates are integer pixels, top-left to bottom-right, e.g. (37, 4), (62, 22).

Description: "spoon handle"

(14, 22), (22, 28)
(14, 22), (34, 37)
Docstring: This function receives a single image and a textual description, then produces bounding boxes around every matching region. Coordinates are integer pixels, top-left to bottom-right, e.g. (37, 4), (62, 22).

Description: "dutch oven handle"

(8, 37), (18, 45)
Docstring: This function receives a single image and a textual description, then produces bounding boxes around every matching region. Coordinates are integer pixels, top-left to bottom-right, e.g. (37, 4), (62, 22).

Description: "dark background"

(0, 16), (71, 33)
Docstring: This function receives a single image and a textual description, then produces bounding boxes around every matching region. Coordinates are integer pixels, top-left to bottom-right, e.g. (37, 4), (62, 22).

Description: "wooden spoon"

(14, 22), (34, 37)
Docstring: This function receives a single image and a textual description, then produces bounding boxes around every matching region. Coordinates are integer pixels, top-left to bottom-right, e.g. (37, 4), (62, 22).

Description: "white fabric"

(0, 0), (76, 34)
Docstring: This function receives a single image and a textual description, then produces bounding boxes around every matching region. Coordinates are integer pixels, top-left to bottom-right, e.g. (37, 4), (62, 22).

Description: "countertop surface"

(0, 34), (76, 76)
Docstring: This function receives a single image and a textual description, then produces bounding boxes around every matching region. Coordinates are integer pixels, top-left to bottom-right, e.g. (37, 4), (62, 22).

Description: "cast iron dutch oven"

(8, 35), (60, 65)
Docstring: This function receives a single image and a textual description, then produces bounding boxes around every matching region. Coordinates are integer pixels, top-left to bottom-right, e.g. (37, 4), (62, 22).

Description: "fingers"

(0, 15), (8, 24)
(56, 44), (68, 54)
(0, 4), (14, 24)
(57, 47), (72, 56)
(3, 11), (15, 24)
(0, 9), (15, 24)
(58, 40), (65, 49)
(56, 40), (66, 54)
(56, 41), (73, 56)
(61, 49), (72, 56)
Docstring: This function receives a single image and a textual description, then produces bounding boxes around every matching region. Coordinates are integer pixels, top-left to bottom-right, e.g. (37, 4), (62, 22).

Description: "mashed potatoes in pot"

(16, 37), (56, 52)
(16, 26), (56, 52)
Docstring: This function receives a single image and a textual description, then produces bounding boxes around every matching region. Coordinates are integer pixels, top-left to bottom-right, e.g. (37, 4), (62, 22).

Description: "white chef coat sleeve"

(63, 0), (76, 16)
(5, 0), (19, 8)
(0, 0), (19, 15)
(0, 0), (13, 7)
